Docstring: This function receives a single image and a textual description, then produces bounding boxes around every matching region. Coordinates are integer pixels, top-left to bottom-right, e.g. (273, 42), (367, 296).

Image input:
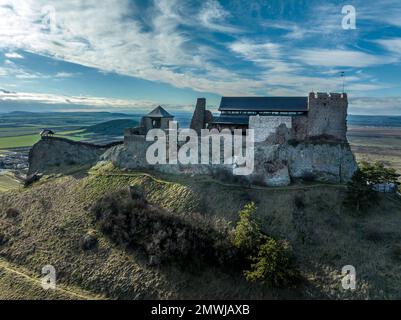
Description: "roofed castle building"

(28, 91), (357, 187)
(126, 92), (348, 147)
(190, 92), (348, 143)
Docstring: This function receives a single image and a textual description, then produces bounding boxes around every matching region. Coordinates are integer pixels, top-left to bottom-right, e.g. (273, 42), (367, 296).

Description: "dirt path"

(0, 258), (104, 300)
(89, 170), (347, 191)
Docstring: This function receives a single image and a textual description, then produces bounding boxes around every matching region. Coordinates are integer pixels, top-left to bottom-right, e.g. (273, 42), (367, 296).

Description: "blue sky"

(0, 0), (401, 114)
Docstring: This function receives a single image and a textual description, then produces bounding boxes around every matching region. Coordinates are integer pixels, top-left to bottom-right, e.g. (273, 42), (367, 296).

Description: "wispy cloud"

(349, 96), (401, 115)
(375, 38), (401, 56)
(0, 90), (194, 112)
(0, 0), (399, 102)
(295, 49), (393, 68)
(4, 52), (24, 59)
(198, 0), (243, 33)
(55, 72), (78, 78)
(358, 0), (401, 28)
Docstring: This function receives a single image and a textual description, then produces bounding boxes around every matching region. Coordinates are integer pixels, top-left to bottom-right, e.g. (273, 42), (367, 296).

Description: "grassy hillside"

(0, 112), (140, 149)
(0, 162), (401, 299)
(0, 174), (21, 192)
(82, 119), (138, 136)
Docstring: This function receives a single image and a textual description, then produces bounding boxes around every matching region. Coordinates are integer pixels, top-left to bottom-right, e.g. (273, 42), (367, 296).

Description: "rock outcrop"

(29, 136), (357, 187)
(28, 137), (122, 175)
(101, 138), (357, 186)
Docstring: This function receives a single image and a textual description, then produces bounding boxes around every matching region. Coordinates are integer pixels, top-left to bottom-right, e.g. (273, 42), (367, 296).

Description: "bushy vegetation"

(344, 169), (378, 212)
(344, 161), (400, 212)
(234, 202), (300, 287)
(5, 208), (20, 219)
(359, 161), (400, 185)
(233, 202), (262, 252)
(92, 189), (237, 269)
(212, 169), (250, 186)
(92, 191), (299, 287)
(244, 238), (298, 287)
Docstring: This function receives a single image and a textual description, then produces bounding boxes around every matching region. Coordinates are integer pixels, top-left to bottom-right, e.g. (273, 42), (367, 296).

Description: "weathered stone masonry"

(28, 92), (357, 187)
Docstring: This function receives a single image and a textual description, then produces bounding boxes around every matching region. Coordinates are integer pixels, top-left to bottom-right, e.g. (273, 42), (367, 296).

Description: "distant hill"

(82, 119), (138, 136)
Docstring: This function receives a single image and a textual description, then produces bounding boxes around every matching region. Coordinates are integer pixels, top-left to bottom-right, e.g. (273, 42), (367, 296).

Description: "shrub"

(364, 225), (383, 242)
(234, 202), (300, 287)
(359, 161), (400, 185)
(5, 208), (20, 218)
(0, 233), (8, 246)
(233, 202), (262, 254)
(80, 232), (98, 251)
(212, 169), (250, 186)
(244, 238), (299, 287)
(92, 190), (236, 268)
(343, 169), (378, 212)
(294, 196), (306, 210)
(391, 244), (401, 261)
(93, 195), (299, 287)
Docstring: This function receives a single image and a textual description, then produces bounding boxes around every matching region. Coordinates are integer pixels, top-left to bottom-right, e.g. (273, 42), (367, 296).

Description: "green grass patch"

(0, 131), (86, 149)
(0, 174), (21, 192)
(0, 134), (40, 149)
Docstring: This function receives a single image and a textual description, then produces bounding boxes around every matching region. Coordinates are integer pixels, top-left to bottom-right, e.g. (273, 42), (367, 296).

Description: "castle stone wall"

(306, 92), (348, 141)
(249, 115), (292, 142)
(292, 115), (308, 141)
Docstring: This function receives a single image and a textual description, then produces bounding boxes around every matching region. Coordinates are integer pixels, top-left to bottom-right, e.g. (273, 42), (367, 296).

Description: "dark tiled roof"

(212, 115), (249, 125)
(145, 106), (174, 118)
(219, 96), (308, 112)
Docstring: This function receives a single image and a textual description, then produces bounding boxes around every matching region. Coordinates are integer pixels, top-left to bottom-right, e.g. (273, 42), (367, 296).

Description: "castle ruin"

(28, 92), (357, 187)
(118, 92), (356, 186)
(190, 92), (348, 143)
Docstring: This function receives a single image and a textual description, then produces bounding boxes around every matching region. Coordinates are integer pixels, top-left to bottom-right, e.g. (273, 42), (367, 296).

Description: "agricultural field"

(0, 112), (140, 150)
(0, 130), (87, 149)
(348, 126), (401, 175)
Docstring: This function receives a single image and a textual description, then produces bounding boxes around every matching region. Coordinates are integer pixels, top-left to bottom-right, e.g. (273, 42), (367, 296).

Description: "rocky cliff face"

(29, 136), (357, 187)
(101, 139), (357, 187)
(252, 142), (357, 186)
(28, 137), (122, 175)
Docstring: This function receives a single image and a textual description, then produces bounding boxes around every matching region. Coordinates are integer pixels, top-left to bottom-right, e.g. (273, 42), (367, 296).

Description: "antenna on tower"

(340, 71), (345, 93)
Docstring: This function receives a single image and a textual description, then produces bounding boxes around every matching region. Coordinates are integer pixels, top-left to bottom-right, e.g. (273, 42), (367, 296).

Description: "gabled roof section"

(145, 106), (174, 118)
(219, 97), (308, 112)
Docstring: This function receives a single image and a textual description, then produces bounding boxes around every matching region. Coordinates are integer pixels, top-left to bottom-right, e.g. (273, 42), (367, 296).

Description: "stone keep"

(249, 115), (292, 142)
(306, 92), (348, 141)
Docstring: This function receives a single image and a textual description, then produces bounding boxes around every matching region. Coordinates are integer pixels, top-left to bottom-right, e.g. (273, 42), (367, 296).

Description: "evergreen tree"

(344, 169), (378, 212)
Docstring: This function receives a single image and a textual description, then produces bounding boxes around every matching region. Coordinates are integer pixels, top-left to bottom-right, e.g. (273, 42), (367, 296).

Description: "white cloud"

(375, 39), (401, 56)
(4, 52), (24, 59)
(198, 0), (242, 33)
(0, 90), (195, 112)
(295, 49), (393, 67)
(349, 97), (401, 115)
(358, 0), (401, 28)
(228, 39), (300, 74)
(55, 72), (78, 78)
(0, 0), (397, 99)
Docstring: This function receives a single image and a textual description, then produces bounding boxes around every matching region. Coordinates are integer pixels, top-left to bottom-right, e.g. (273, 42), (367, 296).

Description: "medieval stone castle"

(126, 92), (348, 145)
(29, 92), (357, 187)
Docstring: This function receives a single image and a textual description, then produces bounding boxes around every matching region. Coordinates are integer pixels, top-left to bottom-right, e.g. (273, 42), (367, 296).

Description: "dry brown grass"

(0, 163), (401, 299)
